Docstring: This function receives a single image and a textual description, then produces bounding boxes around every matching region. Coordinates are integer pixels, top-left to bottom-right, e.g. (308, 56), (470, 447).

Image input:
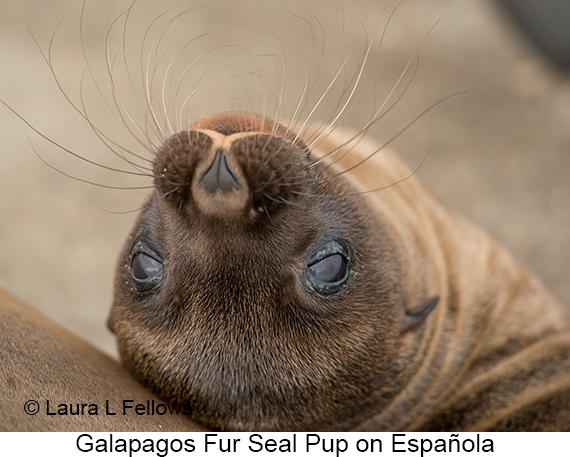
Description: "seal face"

(108, 110), (436, 431)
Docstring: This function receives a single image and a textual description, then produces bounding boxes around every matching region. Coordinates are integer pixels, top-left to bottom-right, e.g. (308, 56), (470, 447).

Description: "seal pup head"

(108, 110), (437, 431)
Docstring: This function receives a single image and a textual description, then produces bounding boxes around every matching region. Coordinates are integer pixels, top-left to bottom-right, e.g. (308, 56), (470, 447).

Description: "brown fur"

(109, 111), (570, 431)
(0, 288), (204, 431)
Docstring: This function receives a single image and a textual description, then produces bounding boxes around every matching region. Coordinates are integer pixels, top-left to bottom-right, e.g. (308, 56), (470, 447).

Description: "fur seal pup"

(0, 287), (204, 431)
(108, 110), (570, 431)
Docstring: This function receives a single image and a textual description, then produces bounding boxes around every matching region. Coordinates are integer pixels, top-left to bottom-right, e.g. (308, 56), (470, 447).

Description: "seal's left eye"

(302, 240), (350, 295)
(132, 253), (163, 281)
(308, 254), (347, 283)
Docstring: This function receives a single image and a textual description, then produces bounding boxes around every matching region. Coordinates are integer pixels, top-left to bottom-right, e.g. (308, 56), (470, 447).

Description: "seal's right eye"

(301, 240), (350, 295)
(130, 243), (165, 292)
(308, 254), (347, 283)
(132, 253), (163, 281)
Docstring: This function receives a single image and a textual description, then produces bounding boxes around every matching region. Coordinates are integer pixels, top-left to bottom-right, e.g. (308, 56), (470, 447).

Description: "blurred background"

(1, 0), (569, 356)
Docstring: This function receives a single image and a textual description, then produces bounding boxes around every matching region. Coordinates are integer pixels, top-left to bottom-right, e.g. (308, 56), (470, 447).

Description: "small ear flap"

(400, 295), (439, 334)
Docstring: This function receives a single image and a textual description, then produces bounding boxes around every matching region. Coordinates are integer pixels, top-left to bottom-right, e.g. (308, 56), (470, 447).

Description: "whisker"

(167, 32), (211, 132)
(312, 52), (420, 169)
(292, 51), (352, 145)
(0, 98), (151, 178)
(260, 27), (288, 132)
(333, 92), (466, 178)
(304, 7), (391, 150)
(310, 17), (443, 168)
(263, 194), (306, 209)
(104, 0), (161, 151)
(93, 200), (146, 215)
(280, 10), (325, 138)
(25, 129), (155, 190)
(143, 6), (211, 138)
(77, 65), (153, 175)
(26, 8), (154, 176)
(177, 46), (255, 121)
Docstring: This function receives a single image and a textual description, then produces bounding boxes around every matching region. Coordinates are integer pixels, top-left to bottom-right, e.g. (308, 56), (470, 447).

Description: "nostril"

(199, 149), (242, 194)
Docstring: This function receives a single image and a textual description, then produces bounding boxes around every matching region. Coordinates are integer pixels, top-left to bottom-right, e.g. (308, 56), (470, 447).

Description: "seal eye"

(132, 253), (163, 281)
(302, 240), (350, 295)
(308, 254), (347, 283)
(129, 243), (165, 293)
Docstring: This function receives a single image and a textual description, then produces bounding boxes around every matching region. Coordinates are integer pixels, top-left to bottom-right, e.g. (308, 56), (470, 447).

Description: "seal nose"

(198, 149), (242, 194)
(191, 145), (250, 220)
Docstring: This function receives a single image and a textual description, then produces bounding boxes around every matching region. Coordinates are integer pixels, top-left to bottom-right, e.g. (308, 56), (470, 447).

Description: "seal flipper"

(400, 295), (439, 334)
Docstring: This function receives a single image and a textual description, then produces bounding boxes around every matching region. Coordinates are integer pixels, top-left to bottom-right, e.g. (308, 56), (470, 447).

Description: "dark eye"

(308, 254), (347, 283)
(130, 243), (165, 293)
(302, 240), (350, 295)
(132, 253), (163, 281)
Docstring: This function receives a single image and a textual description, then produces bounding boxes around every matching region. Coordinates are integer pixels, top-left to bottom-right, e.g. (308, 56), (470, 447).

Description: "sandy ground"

(1, 0), (569, 357)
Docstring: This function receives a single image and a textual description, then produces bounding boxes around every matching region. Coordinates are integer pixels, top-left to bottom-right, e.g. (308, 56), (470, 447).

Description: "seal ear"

(400, 295), (439, 334)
